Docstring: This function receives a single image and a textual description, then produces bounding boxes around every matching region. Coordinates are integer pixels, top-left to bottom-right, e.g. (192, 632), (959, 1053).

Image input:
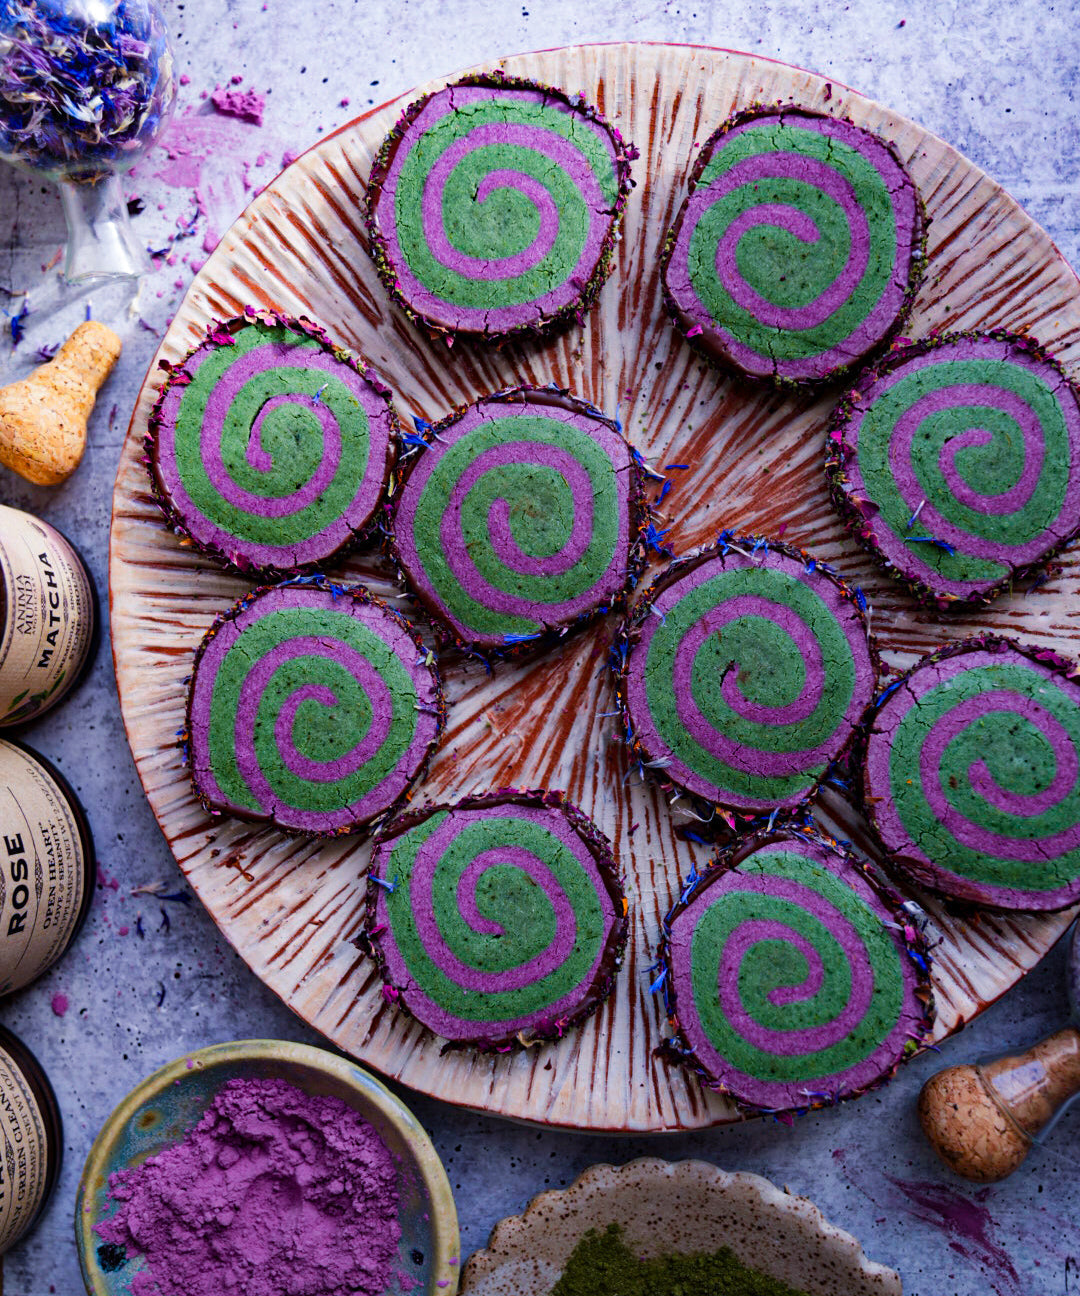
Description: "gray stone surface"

(1, 1), (1078, 1292)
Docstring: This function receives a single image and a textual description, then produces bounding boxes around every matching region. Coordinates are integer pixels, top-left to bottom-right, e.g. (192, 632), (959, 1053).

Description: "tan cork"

(0, 320), (122, 485)
(918, 1065), (1031, 1183)
(919, 1027), (1080, 1183)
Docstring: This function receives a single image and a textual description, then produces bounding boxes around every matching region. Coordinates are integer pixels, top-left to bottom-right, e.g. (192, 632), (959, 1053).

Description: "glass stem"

(59, 172), (148, 282)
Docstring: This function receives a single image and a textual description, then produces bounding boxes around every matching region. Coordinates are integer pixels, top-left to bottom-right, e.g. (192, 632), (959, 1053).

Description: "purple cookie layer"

(365, 72), (635, 343)
(660, 825), (934, 1112)
(390, 386), (648, 654)
(827, 332), (1080, 607)
(187, 580), (444, 836)
(361, 789), (628, 1049)
(613, 536), (879, 816)
(148, 309), (398, 573)
(863, 635), (1080, 910)
(661, 107), (925, 388)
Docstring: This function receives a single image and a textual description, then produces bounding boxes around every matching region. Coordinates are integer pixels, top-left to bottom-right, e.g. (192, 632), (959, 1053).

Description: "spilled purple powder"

(832, 1147), (1029, 1296)
(95, 1077), (401, 1296)
(210, 87), (266, 126)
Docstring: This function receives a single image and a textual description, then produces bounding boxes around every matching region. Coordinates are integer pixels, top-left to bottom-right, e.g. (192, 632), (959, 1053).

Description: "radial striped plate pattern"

(111, 43), (1080, 1131)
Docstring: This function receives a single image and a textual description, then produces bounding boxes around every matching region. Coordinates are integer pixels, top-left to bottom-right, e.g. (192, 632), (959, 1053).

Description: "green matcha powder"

(549, 1223), (812, 1296)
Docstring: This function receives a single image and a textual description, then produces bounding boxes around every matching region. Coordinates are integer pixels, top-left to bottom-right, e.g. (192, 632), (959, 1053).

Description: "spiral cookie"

(149, 311), (397, 572)
(365, 73), (635, 342)
(828, 334), (1080, 605)
(391, 387), (647, 651)
(864, 636), (1080, 910)
(661, 828), (933, 1111)
(661, 108), (925, 387)
(363, 790), (628, 1048)
(187, 581), (444, 836)
(615, 539), (878, 812)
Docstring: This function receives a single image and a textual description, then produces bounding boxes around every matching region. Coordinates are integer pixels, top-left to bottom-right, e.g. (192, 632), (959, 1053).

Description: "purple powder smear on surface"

(832, 1147), (1034, 1296)
(95, 1077), (401, 1296)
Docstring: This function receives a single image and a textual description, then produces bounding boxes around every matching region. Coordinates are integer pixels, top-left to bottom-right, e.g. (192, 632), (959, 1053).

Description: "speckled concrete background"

(0, 2), (1078, 1293)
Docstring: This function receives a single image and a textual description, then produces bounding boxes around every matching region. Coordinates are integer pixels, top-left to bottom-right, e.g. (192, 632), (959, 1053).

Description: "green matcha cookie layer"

(615, 538), (878, 812)
(662, 827), (933, 1110)
(363, 789), (627, 1047)
(662, 108), (925, 387)
(365, 73), (635, 341)
(828, 333), (1080, 606)
(187, 580), (443, 836)
(149, 310), (397, 573)
(865, 635), (1080, 909)
(391, 386), (646, 652)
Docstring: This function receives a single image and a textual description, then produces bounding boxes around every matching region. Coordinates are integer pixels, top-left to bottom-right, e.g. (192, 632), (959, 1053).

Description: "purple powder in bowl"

(94, 1076), (402, 1296)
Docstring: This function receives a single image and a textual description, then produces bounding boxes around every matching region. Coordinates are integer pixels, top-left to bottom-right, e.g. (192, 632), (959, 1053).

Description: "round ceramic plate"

(460, 1158), (900, 1295)
(111, 43), (1080, 1132)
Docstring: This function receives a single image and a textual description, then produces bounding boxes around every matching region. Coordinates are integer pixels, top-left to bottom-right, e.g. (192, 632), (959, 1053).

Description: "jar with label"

(0, 739), (95, 997)
(0, 504), (98, 727)
(0, 1024), (61, 1256)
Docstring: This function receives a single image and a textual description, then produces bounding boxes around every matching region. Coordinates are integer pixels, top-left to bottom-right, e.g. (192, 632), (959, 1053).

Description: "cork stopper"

(919, 1026), (1080, 1183)
(0, 321), (122, 485)
(918, 1064), (1031, 1182)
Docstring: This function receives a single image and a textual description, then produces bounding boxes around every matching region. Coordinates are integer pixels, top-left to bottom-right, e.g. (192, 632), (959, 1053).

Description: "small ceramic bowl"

(76, 1039), (460, 1296)
(462, 1157), (900, 1296)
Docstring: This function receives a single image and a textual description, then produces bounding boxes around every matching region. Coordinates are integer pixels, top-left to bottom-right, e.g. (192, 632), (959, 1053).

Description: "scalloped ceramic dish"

(75, 1040), (460, 1296)
(461, 1158), (900, 1295)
